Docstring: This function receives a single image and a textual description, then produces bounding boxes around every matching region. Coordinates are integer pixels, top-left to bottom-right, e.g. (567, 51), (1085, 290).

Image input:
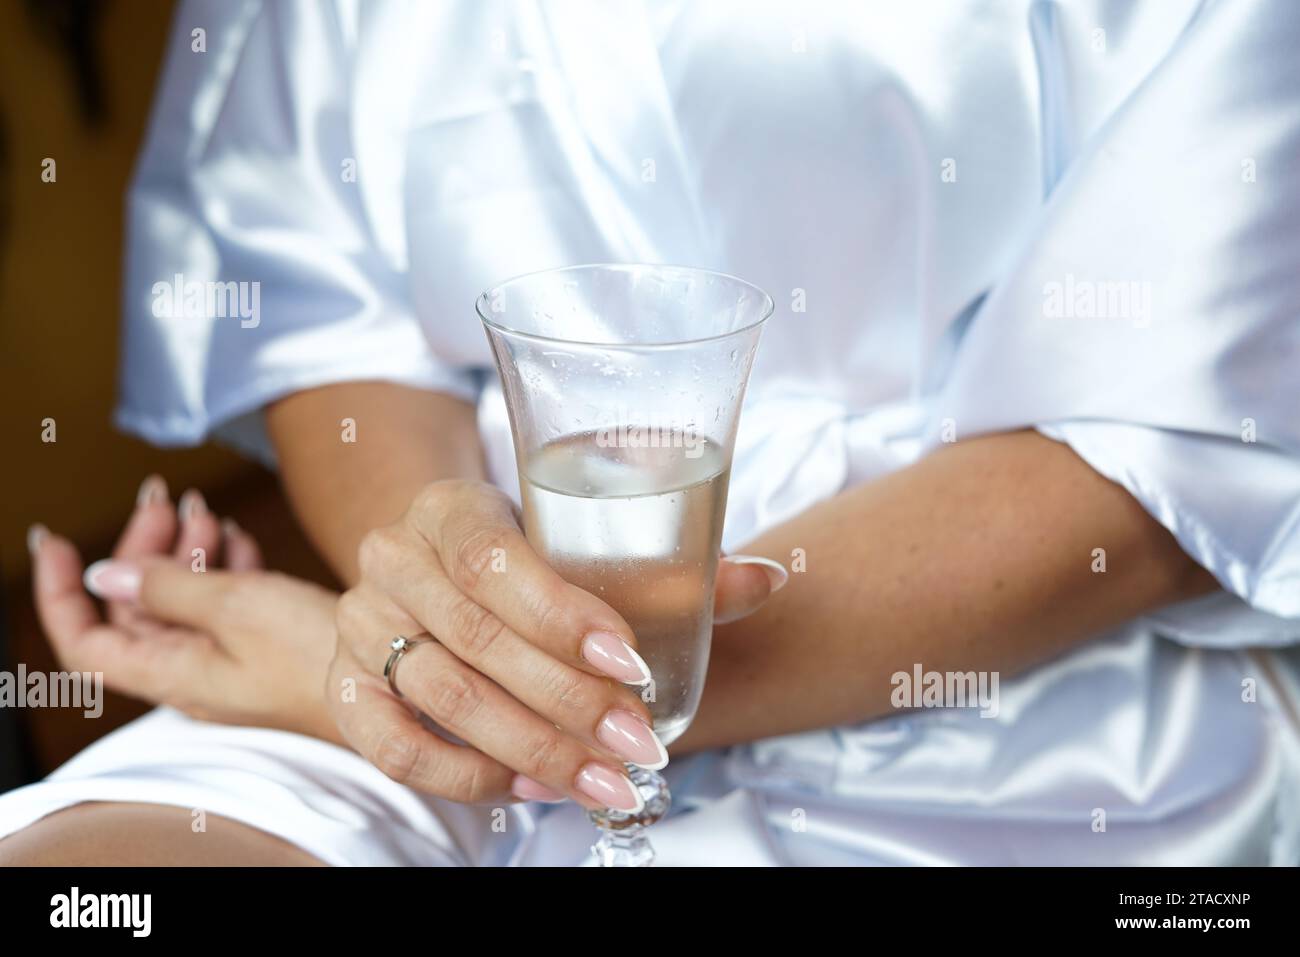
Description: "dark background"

(0, 0), (334, 791)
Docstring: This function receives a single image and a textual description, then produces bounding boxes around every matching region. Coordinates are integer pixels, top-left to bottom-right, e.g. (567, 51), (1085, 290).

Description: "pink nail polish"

(136, 474), (168, 508)
(510, 774), (567, 803)
(27, 523), (49, 557)
(576, 763), (644, 813)
(724, 555), (789, 592)
(83, 559), (142, 602)
(582, 632), (652, 685)
(178, 489), (207, 522)
(597, 710), (668, 770)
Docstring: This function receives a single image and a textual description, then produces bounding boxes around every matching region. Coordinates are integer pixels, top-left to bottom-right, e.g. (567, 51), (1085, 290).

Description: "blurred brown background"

(0, 0), (332, 788)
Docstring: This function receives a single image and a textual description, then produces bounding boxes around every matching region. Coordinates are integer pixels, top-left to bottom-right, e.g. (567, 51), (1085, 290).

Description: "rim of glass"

(475, 263), (775, 350)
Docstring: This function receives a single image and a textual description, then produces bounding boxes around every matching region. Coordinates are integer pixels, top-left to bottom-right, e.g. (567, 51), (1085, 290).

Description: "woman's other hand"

(29, 476), (341, 743)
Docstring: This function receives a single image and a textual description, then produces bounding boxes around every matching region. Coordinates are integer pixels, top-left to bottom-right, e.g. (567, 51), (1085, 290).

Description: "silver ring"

(384, 635), (430, 697)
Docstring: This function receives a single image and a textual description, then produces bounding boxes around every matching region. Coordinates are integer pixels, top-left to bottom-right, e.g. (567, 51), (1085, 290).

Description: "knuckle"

(519, 729), (565, 781)
(450, 599), (508, 657)
(421, 667), (485, 730)
(443, 760), (492, 804)
(412, 480), (451, 518)
(414, 480), (488, 530)
(528, 584), (571, 643)
(537, 664), (593, 719)
(371, 725), (422, 785)
(357, 525), (402, 579)
(447, 523), (511, 593)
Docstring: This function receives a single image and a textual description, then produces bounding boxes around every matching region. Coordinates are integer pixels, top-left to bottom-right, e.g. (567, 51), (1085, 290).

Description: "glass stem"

(589, 764), (671, 867)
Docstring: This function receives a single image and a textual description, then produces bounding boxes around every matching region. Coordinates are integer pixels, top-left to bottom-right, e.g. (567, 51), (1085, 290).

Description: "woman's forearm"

(266, 391), (1216, 754)
(677, 429), (1218, 752)
(266, 382), (487, 585)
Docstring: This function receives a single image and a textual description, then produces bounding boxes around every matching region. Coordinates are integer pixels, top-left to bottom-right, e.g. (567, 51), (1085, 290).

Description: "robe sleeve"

(115, 0), (478, 462)
(930, 0), (1300, 634)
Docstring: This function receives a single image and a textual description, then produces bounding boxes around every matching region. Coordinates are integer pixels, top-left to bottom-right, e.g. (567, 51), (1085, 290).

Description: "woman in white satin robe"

(3, 0), (1299, 865)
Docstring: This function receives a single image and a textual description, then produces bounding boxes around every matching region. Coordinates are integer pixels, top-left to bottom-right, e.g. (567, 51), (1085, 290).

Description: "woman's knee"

(0, 802), (326, 866)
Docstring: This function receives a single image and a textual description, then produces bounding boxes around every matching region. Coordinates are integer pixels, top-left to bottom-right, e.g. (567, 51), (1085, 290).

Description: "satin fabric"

(81, 0), (1300, 863)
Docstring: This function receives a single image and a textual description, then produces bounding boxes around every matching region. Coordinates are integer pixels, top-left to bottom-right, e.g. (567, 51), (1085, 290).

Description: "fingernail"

(597, 710), (668, 770)
(221, 517), (240, 539)
(576, 763), (645, 813)
(178, 489), (207, 523)
(27, 523), (49, 557)
(136, 474), (168, 508)
(510, 774), (567, 803)
(582, 632), (652, 685)
(724, 555), (789, 592)
(83, 559), (142, 602)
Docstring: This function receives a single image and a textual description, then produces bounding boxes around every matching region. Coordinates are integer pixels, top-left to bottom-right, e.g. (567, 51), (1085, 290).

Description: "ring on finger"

(384, 634), (433, 698)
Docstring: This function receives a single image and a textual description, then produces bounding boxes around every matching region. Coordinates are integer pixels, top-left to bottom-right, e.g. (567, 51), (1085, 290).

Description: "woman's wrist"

(266, 382), (488, 585)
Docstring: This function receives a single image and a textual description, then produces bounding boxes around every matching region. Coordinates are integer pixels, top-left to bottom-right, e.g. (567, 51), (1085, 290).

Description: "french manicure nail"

(597, 710), (668, 770)
(582, 631), (652, 685)
(510, 774), (567, 803)
(221, 517), (240, 539)
(136, 474), (168, 508)
(178, 489), (207, 522)
(27, 523), (49, 557)
(725, 555), (789, 592)
(576, 763), (644, 813)
(83, 559), (142, 602)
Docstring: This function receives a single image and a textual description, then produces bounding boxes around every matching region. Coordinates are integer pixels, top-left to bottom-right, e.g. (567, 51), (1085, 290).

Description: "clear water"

(521, 432), (729, 744)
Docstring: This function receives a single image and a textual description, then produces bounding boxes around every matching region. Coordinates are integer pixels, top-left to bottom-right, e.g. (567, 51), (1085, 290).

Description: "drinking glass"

(477, 264), (772, 866)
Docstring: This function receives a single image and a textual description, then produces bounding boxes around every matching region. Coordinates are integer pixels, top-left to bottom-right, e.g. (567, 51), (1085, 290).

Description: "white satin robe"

(6, 0), (1300, 865)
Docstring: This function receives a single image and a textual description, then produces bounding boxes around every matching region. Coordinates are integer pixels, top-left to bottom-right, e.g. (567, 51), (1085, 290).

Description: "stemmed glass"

(478, 264), (772, 867)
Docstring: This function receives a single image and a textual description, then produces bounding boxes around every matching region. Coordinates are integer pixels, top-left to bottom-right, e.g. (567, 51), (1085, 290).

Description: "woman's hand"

(29, 476), (342, 744)
(328, 478), (784, 811)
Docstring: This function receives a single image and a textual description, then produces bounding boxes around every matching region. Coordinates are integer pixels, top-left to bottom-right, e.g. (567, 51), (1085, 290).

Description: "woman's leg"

(0, 802), (326, 866)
